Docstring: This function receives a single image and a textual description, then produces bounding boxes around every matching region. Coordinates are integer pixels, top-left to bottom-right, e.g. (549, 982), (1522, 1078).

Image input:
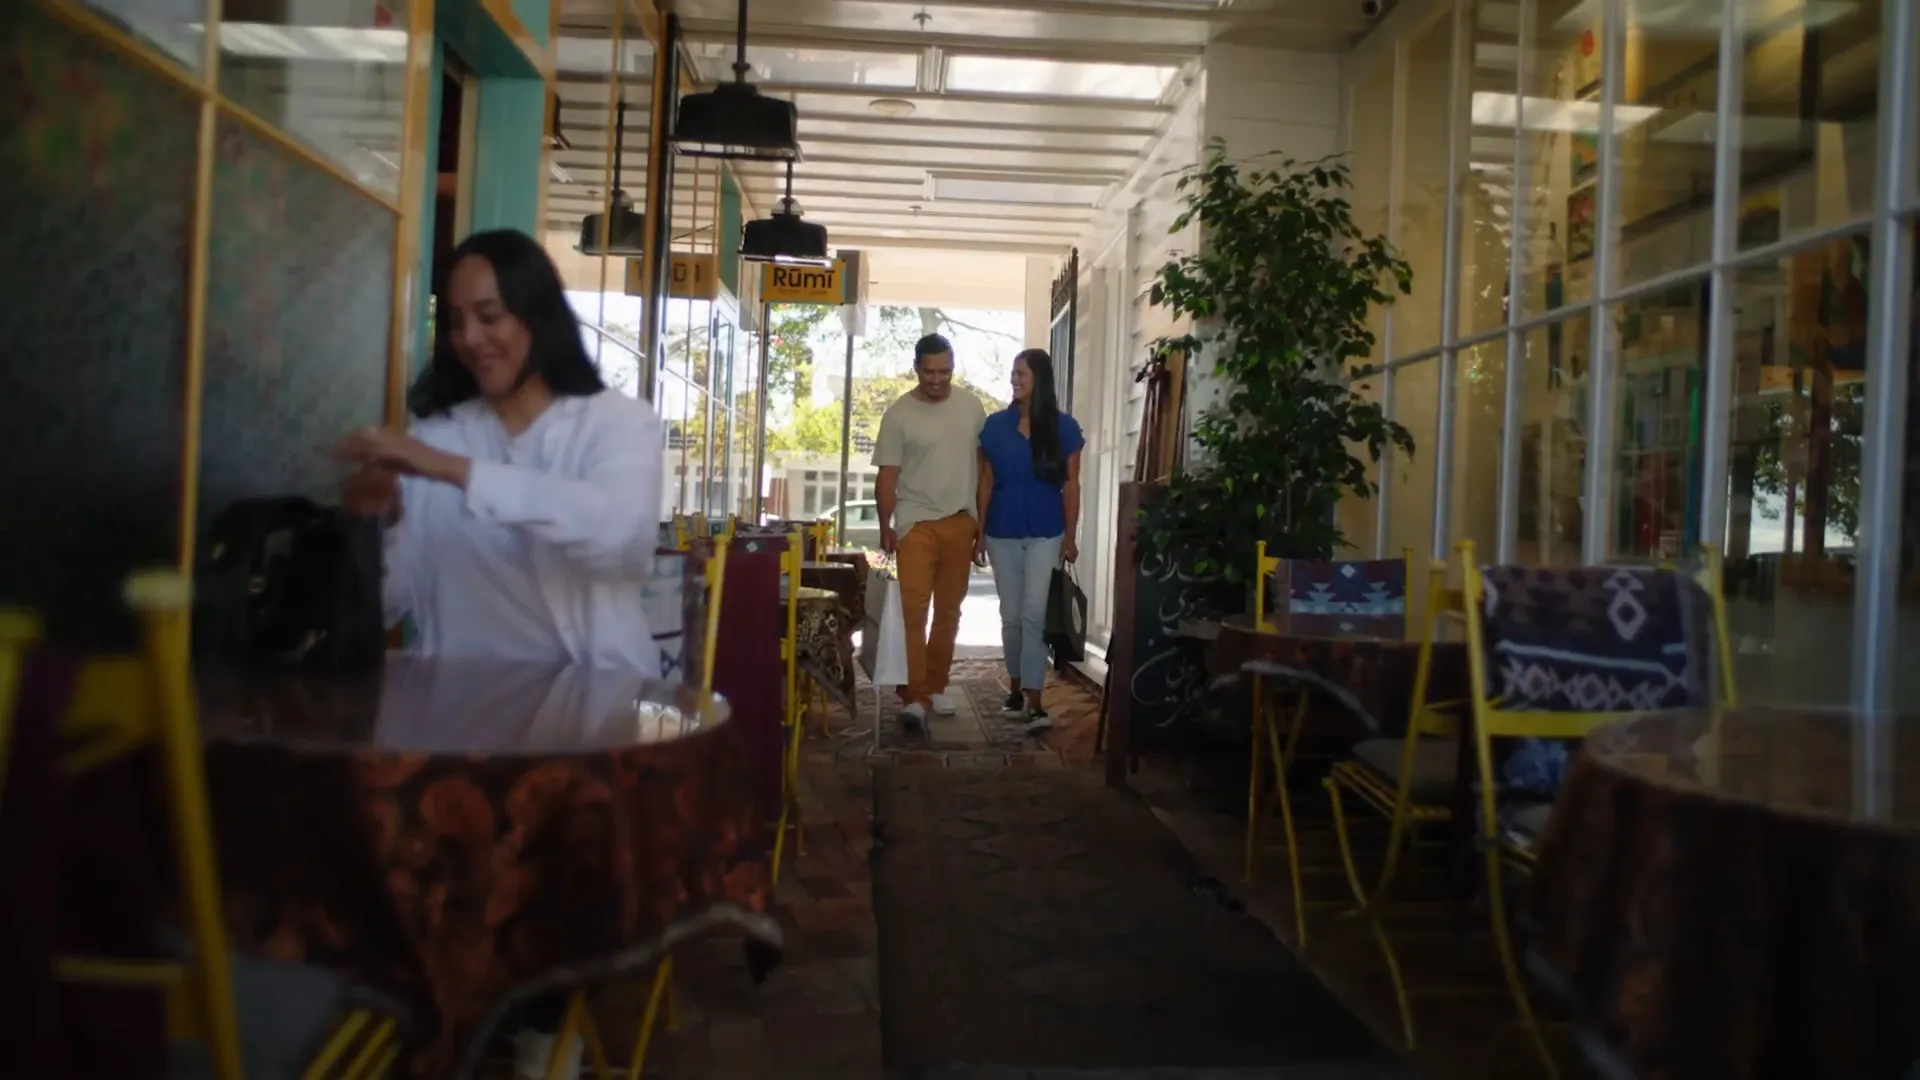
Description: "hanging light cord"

(732, 0), (750, 82)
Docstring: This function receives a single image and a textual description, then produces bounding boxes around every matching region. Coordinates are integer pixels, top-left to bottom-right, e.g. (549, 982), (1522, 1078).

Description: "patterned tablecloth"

(819, 551), (872, 626)
(785, 584), (855, 710)
(1529, 707), (1920, 1080)
(197, 656), (780, 1077)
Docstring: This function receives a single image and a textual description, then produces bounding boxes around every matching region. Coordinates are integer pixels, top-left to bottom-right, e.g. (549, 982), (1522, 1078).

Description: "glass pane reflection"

(1724, 233), (1869, 708)
(217, 0), (409, 200)
(81, 0), (204, 71)
(1609, 278), (1707, 563)
(1516, 0), (1604, 317)
(1515, 319), (1589, 566)
(1733, 0), (1882, 254)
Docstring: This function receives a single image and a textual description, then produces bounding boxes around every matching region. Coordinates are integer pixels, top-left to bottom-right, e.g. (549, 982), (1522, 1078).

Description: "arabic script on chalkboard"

(1128, 547), (1220, 735)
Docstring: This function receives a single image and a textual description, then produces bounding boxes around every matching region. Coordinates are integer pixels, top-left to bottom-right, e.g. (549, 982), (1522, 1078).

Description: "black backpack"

(192, 497), (385, 672)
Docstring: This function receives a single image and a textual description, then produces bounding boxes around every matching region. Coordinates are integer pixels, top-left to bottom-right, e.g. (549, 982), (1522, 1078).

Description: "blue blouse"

(979, 408), (1085, 539)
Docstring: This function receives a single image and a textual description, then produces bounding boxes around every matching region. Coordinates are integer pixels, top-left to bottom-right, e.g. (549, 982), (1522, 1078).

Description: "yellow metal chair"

(1242, 542), (1308, 927)
(1243, 543), (1418, 947)
(1309, 560), (1463, 1048)
(0, 608), (40, 805)
(772, 529), (807, 884)
(1460, 542), (1734, 1078)
(546, 543), (727, 1080)
(1, 573), (406, 1080)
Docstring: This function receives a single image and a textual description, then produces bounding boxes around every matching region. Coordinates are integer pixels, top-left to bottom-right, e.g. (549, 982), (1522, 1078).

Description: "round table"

(197, 656), (781, 1077)
(778, 584), (855, 709)
(1206, 613), (1467, 737)
(1530, 707), (1920, 1080)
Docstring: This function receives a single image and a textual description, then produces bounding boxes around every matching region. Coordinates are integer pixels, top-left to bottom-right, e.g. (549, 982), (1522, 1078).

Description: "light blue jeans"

(986, 534), (1063, 691)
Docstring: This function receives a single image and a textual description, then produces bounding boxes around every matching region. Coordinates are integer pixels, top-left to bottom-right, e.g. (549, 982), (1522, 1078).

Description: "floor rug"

(871, 767), (1404, 1073)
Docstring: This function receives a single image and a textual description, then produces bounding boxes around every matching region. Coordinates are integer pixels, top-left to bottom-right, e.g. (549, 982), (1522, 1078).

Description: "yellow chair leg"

(663, 958), (680, 1032)
(1263, 703), (1307, 946)
(1326, 778), (1418, 1050)
(772, 714), (806, 883)
(1485, 853), (1560, 1079)
(548, 990), (614, 1080)
(625, 960), (677, 1080)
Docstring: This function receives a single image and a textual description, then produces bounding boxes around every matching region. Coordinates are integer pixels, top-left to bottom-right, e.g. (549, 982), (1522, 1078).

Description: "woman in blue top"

(973, 348), (1084, 729)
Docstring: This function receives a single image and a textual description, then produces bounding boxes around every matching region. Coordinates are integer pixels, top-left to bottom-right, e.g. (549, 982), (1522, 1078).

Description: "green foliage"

(765, 303), (834, 401)
(759, 303), (1010, 457)
(1138, 139), (1415, 585)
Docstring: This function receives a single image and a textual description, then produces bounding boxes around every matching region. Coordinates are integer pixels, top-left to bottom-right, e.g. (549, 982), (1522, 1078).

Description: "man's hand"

(879, 524), (898, 556)
(972, 535), (989, 569)
(1062, 536), (1079, 564)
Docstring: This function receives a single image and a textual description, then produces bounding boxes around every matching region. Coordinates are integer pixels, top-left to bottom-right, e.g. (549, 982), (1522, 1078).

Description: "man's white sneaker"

(515, 1029), (582, 1080)
(929, 693), (958, 716)
(900, 702), (928, 729)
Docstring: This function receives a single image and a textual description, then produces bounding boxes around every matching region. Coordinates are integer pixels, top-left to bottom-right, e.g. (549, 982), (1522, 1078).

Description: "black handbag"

(1045, 564), (1088, 667)
(192, 497), (385, 672)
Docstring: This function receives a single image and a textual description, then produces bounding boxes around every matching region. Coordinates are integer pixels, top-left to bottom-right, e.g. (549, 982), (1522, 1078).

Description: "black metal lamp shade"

(577, 192), (647, 255)
(740, 203), (829, 265)
(671, 82), (800, 161)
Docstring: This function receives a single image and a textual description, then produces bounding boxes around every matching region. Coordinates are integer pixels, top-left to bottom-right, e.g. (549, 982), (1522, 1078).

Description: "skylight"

(944, 56), (1178, 101)
(687, 43), (919, 89)
(927, 171), (1110, 206)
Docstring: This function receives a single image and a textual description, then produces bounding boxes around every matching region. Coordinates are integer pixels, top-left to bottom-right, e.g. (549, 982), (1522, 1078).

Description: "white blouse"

(382, 390), (665, 674)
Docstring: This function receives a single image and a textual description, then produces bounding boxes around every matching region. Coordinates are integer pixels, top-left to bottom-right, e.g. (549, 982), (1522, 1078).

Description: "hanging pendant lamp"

(578, 96), (646, 255)
(741, 159), (829, 265)
(671, 0), (801, 161)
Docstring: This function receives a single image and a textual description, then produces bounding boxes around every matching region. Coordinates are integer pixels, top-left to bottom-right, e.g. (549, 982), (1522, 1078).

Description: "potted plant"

(1139, 139), (1414, 603)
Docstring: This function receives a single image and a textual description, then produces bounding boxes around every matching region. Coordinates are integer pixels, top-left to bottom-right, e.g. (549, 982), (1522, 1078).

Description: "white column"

(1024, 257), (1054, 349)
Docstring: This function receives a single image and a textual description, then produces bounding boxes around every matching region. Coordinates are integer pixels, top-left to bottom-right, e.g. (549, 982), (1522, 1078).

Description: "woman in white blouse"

(338, 228), (664, 675)
(336, 228), (662, 1078)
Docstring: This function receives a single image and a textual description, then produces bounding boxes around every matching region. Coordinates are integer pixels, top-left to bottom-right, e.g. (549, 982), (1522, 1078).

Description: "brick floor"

(572, 665), (1576, 1079)
(576, 663), (1099, 1079)
(1128, 757), (1594, 1080)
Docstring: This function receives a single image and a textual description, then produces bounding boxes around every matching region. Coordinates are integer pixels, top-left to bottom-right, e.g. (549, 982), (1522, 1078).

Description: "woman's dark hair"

(1016, 348), (1067, 486)
(408, 229), (606, 418)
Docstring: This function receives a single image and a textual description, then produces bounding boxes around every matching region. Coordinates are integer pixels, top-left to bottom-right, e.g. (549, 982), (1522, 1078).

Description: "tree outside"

(758, 302), (1014, 458)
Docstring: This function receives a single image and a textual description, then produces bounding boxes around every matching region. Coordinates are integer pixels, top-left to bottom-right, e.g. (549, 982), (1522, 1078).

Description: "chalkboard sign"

(1104, 482), (1218, 781)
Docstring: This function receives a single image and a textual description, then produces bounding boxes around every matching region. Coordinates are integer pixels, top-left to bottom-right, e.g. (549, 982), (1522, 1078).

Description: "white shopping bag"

(859, 566), (908, 688)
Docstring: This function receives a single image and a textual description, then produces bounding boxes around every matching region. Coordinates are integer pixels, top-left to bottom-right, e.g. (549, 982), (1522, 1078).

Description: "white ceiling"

(546, 0), (1371, 269)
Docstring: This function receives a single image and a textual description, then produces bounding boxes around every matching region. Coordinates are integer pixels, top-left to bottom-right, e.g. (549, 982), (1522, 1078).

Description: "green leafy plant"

(1139, 139), (1414, 589)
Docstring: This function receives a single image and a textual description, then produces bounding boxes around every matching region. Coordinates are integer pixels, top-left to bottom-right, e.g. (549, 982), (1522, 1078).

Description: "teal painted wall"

(512, 0), (549, 44)
(470, 78), (544, 236)
(720, 168), (742, 296)
(437, 0), (540, 78)
(411, 0), (552, 375)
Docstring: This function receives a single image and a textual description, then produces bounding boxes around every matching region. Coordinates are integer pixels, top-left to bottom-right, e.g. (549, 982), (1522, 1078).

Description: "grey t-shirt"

(872, 390), (988, 537)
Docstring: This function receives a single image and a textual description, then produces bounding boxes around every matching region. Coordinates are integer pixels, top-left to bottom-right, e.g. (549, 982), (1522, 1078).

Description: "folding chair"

(1242, 541), (1413, 946)
(544, 543), (728, 1079)
(2, 573), (407, 1080)
(773, 530), (807, 883)
(1318, 558), (1463, 1046)
(1457, 542), (1734, 1077)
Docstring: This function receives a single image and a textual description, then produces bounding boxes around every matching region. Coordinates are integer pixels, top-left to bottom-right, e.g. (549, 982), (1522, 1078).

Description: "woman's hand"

(1062, 536), (1079, 564)
(973, 535), (989, 569)
(341, 465), (401, 520)
(337, 427), (471, 488)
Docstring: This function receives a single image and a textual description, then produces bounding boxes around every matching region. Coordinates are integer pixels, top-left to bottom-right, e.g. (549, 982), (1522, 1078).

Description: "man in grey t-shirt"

(873, 333), (988, 727)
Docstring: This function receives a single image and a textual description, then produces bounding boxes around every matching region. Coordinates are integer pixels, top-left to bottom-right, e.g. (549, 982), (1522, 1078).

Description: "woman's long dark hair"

(1017, 348), (1067, 486)
(408, 229), (606, 418)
